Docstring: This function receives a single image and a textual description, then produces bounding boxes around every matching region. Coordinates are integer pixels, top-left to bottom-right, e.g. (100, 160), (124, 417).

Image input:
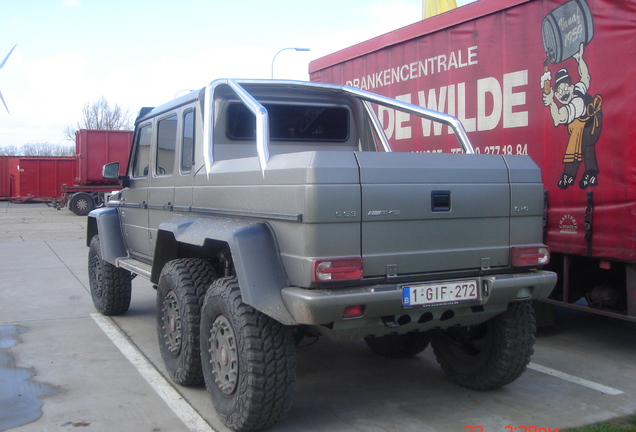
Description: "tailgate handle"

(431, 190), (451, 212)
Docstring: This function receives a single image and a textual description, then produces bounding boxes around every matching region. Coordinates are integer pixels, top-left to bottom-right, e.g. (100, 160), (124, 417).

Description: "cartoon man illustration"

(542, 43), (603, 189)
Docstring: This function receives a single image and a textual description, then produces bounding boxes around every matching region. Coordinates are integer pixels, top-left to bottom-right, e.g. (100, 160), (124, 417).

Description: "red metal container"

(310, 0), (636, 320)
(0, 130), (131, 212)
(75, 129), (132, 185)
(0, 156), (10, 199)
(7, 157), (76, 200)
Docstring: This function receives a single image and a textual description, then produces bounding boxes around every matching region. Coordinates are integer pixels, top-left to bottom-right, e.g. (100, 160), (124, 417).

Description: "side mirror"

(102, 162), (120, 179)
(102, 162), (130, 188)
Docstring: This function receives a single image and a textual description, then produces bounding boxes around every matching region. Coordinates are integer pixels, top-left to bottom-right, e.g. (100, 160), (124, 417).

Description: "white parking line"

(91, 313), (216, 432)
(528, 362), (624, 395)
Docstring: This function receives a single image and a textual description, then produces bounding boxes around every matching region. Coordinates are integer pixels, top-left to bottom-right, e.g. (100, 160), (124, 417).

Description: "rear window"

(226, 103), (349, 141)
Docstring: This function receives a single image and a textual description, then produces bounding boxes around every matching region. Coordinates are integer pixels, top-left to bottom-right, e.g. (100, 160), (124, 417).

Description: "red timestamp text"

(464, 427), (559, 432)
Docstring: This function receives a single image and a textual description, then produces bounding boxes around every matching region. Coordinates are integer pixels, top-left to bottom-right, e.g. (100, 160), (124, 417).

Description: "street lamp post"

(271, 47), (310, 79)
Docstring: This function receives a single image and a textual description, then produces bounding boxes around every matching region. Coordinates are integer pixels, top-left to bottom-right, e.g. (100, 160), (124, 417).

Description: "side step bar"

(117, 257), (152, 279)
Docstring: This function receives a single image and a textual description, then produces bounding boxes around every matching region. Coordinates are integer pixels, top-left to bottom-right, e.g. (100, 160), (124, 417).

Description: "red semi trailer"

(309, 0), (636, 322)
(60, 129), (132, 215)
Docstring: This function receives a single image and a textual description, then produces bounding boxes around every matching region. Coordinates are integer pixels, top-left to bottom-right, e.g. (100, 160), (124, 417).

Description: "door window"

(156, 114), (178, 175)
(181, 109), (195, 173)
(132, 124), (152, 178)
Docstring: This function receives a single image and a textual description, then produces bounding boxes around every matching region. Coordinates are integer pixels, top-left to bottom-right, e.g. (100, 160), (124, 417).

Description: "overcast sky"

(0, 0), (475, 148)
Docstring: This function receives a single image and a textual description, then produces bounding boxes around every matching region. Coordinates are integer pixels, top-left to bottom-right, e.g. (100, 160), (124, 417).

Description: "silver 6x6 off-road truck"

(87, 79), (556, 432)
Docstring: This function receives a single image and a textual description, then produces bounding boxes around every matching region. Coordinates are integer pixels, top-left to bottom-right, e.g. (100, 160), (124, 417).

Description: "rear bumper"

(281, 270), (557, 328)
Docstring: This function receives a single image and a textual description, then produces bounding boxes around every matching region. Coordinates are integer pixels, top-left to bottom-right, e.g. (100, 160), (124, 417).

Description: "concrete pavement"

(1, 202), (635, 432)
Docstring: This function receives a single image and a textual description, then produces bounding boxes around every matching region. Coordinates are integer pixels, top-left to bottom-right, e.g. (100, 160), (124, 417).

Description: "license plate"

(402, 280), (479, 308)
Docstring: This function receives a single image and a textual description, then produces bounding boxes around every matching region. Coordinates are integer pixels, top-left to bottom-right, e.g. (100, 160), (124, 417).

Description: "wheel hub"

(209, 315), (238, 395)
(77, 199), (89, 211)
(161, 291), (181, 355)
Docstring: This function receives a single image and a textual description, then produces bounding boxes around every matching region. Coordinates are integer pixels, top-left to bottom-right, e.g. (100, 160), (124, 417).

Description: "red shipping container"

(75, 129), (132, 185)
(8, 157), (76, 199)
(0, 156), (10, 198)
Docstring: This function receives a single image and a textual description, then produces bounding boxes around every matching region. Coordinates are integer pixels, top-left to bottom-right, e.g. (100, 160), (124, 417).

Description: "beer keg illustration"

(542, 0), (594, 64)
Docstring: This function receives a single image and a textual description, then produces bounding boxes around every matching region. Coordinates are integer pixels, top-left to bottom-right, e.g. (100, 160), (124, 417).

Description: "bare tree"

(0, 145), (19, 156)
(64, 96), (133, 141)
(0, 143), (74, 157)
(19, 143), (75, 157)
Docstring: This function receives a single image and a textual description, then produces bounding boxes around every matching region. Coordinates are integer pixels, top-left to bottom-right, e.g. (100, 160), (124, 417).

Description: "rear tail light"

(342, 304), (366, 319)
(511, 246), (550, 267)
(312, 257), (363, 282)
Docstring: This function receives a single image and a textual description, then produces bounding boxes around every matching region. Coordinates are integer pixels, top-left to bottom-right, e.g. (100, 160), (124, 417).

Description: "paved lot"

(1, 202), (635, 432)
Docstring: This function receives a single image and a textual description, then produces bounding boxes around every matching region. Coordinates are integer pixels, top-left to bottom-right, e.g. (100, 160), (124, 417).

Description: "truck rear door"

(356, 152), (512, 278)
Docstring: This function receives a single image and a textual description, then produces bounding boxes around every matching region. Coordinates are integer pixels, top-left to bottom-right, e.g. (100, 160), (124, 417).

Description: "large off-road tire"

(200, 277), (296, 432)
(88, 235), (131, 315)
(69, 192), (95, 216)
(156, 258), (216, 386)
(364, 332), (430, 358)
(430, 301), (536, 390)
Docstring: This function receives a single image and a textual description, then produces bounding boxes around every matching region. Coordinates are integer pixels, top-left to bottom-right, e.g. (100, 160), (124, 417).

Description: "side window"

(132, 124), (152, 178)
(181, 109), (195, 173)
(156, 114), (178, 175)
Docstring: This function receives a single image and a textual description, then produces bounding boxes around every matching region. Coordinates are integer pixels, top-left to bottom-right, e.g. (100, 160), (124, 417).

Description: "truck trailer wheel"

(69, 192), (95, 216)
(364, 332), (430, 358)
(88, 235), (131, 315)
(200, 276), (296, 432)
(430, 301), (536, 390)
(156, 259), (215, 386)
